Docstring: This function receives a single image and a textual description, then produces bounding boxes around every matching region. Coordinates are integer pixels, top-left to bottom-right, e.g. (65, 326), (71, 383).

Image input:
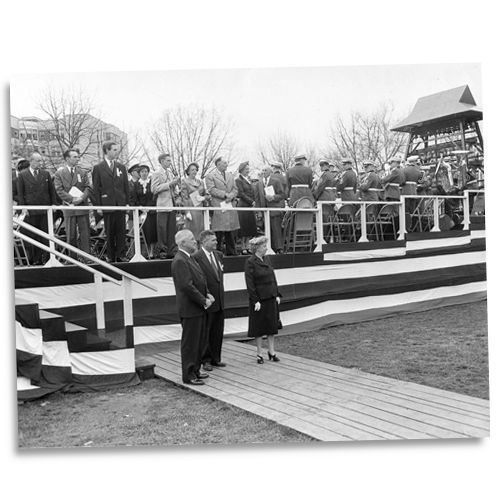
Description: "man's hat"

(270, 160), (283, 170)
(340, 157), (353, 164)
(137, 165), (150, 173)
(388, 156), (402, 164)
(362, 160), (375, 167)
(294, 153), (307, 162)
(406, 155), (419, 163)
(318, 158), (330, 165)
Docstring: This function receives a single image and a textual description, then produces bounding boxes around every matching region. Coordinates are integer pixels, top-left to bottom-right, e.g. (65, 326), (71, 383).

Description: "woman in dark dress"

(244, 236), (281, 364)
(235, 161), (258, 255)
(131, 165), (157, 258)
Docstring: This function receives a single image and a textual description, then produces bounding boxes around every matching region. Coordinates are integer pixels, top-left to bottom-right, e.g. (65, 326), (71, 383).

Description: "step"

(39, 311), (67, 342)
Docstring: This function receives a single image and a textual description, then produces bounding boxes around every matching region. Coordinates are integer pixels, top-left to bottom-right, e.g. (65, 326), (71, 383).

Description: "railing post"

(463, 192), (470, 230)
(45, 207), (63, 267)
(263, 208), (275, 255)
(314, 202), (327, 250)
(358, 202), (368, 243)
(430, 197), (441, 232)
(398, 199), (406, 240)
(94, 274), (106, 330)
(203, 206), (211, 231)
(130, 207), (147, 263)
(123, 277), (134, 327)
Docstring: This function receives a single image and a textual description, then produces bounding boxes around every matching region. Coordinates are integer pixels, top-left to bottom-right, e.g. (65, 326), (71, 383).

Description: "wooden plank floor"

(146, 341), (490, 442)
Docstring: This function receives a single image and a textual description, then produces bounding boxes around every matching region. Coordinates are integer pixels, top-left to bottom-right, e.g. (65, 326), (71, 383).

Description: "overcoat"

(205, 169), (240, 232)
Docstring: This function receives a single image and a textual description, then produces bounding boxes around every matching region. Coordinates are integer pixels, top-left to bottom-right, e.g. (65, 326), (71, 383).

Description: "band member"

(285, 153), (313, 206)
(313, 158), (337, 221)
(337, 158), (357, 202)
(401, 155), (420, 214)
(358, 160), (381, 202)
(381, 157), (404, 202)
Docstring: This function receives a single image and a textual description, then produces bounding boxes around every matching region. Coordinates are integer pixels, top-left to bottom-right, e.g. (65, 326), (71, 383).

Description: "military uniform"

(359, 167), (381, 202)
(285, 154), (313, 206)
(337, 164), (357, 202)
(382, 158), (404, 201)
(401, 156), (421, 214)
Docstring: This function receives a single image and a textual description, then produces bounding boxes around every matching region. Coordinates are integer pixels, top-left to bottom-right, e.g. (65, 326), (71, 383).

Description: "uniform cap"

(270, 161), (283, 169)
(294, 153), (307, 162)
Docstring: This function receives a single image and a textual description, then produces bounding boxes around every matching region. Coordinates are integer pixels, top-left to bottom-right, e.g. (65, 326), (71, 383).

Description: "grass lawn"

(17, 300), (489, 448)
(259, 300), (490, 400)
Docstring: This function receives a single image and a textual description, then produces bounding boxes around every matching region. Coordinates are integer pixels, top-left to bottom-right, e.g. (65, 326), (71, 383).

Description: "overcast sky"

(10, 63), (482, 163)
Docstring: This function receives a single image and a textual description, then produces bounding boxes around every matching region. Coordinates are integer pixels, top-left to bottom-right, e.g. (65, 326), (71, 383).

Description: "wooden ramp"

(147, 341), (490, 442)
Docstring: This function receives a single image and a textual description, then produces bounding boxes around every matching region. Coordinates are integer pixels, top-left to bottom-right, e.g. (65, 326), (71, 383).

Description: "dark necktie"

(70, 167), (74, 177)
(34, 169), (39, 179)
(209, 252), (218, 274)
(110, 160), (114, 171)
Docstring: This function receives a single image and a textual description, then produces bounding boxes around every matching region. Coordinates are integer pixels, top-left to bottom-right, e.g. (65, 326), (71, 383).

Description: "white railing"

(14, 215), (157, 330)
(14, 189), (484, 259)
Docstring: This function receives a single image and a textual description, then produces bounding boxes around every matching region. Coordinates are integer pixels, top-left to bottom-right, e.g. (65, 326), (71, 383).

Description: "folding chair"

(90, 218), (107, 260)
(376, 204), (397, 240)
(365, 204), (379, 241)
(284, 197), (315, 253)
(332, 204), (356, 243)
(126, 211), (148, 259)
(13, 214), (29, 267)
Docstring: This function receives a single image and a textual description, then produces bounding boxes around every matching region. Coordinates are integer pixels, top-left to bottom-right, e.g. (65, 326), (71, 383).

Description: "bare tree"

(149, 104), (235, 178)
(255, 129), (302, 172)
(325, 103), (408, 172)
(33, 85), (103, 171)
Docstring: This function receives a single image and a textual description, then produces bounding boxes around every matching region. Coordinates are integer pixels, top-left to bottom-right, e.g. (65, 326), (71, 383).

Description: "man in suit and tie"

(256, 165), (286, 253)
(92, 141), (130, 263)
(17, 152), (58, 265)
(193, 230), (227, 371)
(172, 229), (215, 385)
(205, 157), (240, 255)
(151, 153), (180, 259)
(54, 149), (92, 263)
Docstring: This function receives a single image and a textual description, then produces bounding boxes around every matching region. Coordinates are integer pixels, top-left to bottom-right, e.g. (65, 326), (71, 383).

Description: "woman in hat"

(244, 236), (282, 364)
(131, 165), (157, 259)
(180, 162), (210, 242)
(235, 161), (258, 255)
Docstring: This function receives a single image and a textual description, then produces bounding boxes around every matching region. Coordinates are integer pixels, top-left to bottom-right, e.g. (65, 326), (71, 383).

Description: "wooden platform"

(147, 341), (490, 442)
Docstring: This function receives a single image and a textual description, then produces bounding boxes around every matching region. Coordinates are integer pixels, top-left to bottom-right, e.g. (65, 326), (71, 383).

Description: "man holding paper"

(256, 165), (286, 253)
(54, 149), (92, 262)
(205, 157), (240, 255)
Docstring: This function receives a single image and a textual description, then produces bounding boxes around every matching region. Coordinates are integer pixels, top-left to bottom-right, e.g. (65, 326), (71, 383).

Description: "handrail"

(13, 216), (157, 292)
(13, 229), (121, 286)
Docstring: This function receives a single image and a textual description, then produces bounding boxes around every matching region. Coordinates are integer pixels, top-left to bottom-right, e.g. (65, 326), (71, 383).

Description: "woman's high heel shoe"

(257, 355), (264, 364)
(268, 352), (280, 362)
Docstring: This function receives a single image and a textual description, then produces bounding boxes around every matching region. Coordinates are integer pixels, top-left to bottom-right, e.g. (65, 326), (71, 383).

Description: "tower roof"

(391, 85), (482, 134)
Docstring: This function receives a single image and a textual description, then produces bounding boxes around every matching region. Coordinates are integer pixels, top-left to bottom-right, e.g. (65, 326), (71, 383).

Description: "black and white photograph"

(2, 2), (498, 499)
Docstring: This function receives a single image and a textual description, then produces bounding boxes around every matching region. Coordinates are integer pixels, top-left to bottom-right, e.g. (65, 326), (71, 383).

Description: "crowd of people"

(11, 143), (485, 383)
(12, 141), (485, 265)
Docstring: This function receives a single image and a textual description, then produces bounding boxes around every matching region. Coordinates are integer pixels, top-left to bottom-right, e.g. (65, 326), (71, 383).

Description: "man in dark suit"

(12, 159), (30, 204)
(172, 229), (215, 385)
(92, 141), (130, 263)
(193, 230), (227, 371)
(54, 149), (92, 262)
(256, 165), (286, 253)
(17, 152), (58, 265)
